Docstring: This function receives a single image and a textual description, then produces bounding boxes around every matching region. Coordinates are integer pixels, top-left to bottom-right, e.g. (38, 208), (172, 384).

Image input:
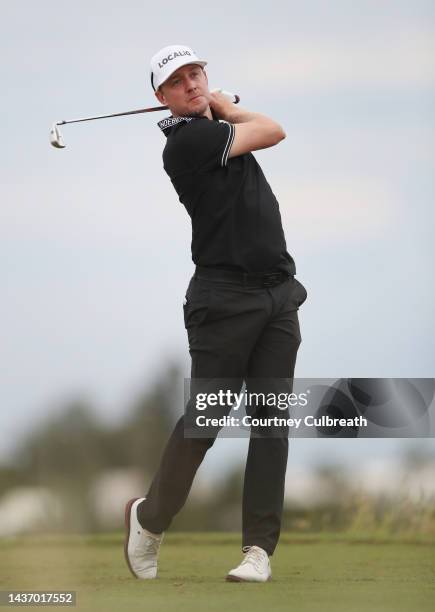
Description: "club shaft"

(57, 91), (240, 126)
(58, 105), (169, 126)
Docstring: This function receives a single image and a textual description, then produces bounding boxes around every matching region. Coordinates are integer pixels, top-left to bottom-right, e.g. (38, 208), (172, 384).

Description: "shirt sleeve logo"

(157, 116), (194, 134)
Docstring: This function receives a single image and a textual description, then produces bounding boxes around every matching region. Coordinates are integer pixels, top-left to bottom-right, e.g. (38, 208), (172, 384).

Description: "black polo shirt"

(157, 114), (296, 275)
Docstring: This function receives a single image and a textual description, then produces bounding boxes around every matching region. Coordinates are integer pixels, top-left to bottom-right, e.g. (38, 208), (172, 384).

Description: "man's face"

(155, 64), (210, 117)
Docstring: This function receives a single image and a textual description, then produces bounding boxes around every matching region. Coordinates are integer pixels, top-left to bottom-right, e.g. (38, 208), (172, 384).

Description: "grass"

(0, 532), (434, 611)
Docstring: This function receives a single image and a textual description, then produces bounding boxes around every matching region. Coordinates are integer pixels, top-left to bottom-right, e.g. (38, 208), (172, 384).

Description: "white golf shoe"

(124, 497), (164, 579)
(226, 545), (272, 582)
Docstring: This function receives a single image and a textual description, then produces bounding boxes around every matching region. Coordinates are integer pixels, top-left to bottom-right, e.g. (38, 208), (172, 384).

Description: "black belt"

(194, 266), (291, 288)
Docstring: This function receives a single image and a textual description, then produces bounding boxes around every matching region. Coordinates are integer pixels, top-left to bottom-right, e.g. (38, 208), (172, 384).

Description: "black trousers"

(138, 269), (307, 556)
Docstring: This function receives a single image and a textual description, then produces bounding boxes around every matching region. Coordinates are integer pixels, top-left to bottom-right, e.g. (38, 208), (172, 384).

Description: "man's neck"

(203, 106), (213, 120)
(172, 105), (213, 120)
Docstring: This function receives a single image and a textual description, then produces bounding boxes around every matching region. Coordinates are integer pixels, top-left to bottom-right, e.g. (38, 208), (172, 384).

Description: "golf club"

(50, 89), (240, 149)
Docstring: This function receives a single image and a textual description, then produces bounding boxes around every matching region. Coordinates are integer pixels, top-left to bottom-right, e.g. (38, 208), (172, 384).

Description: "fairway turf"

(0, 533), (434, 611)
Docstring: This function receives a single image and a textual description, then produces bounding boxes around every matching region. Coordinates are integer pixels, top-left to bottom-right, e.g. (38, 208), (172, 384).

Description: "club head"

(50, 122), (65, 148)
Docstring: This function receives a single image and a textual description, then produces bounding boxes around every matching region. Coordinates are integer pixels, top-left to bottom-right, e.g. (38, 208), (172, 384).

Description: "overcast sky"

(1, 1), (434, 470)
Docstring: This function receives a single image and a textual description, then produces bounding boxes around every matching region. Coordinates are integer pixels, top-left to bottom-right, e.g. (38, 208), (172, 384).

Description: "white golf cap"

(150, 44), (207, 91)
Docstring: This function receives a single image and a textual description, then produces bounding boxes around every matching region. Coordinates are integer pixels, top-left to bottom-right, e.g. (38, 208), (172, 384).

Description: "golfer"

(125, 44), (307, 582)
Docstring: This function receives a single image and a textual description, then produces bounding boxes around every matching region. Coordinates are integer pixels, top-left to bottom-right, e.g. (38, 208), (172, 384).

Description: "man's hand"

(209, 92), (271, 126)
(209, 91), (240, 122)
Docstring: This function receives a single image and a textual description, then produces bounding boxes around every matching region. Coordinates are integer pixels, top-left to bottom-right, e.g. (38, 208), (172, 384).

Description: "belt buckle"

(262, 273), (282, 287)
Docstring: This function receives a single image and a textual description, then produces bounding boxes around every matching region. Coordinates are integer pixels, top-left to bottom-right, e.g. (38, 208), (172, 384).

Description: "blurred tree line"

(0, 364), (179, 531)
(0, 364), (247, 532)
(0, 364), (434, 535)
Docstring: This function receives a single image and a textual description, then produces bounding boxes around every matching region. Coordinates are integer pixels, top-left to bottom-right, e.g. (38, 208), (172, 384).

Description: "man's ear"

(155, 88), (166, 106)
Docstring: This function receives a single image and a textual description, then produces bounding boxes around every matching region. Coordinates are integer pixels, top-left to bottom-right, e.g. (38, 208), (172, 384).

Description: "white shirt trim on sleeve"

(219, 120), (235, 167)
